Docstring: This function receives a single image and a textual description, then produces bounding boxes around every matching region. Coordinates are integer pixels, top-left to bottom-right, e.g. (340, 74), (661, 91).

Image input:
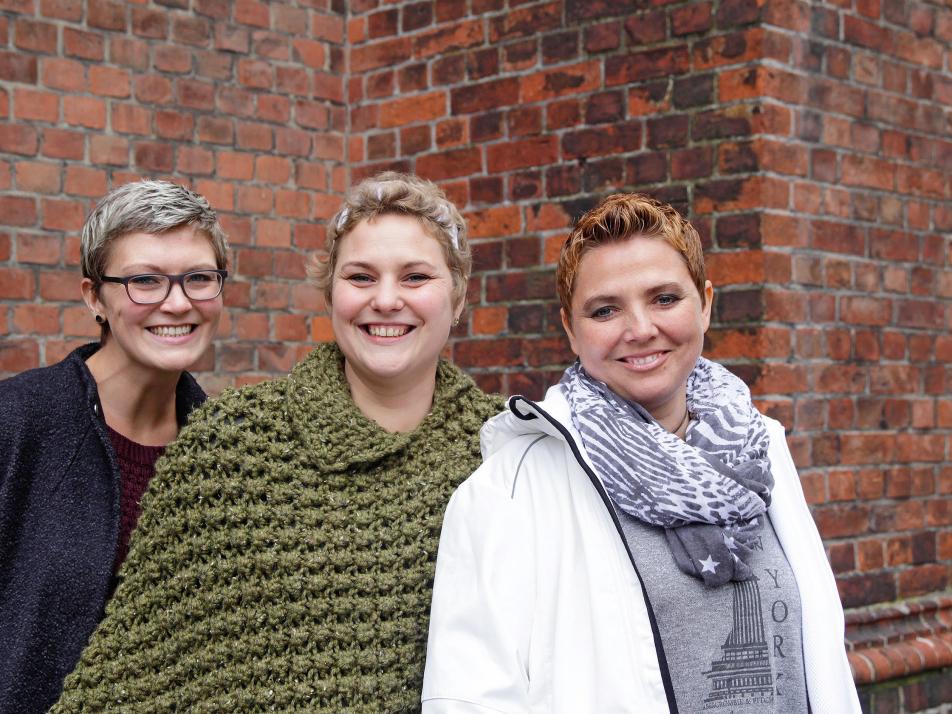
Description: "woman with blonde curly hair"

(54, 172), (501, 713)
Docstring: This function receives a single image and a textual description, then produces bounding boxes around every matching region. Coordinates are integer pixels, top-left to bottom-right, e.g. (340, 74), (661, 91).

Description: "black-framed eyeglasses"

(100, 270), (228, 305)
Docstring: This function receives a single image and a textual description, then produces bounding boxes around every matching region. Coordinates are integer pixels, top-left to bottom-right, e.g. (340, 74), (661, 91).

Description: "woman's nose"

(160, 282), (192, 313)
(622, 308), (658, 341)
(370, 280), (404, 311)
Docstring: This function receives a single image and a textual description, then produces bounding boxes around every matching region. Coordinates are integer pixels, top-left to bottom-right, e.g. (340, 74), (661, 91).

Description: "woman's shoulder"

(170, 375), (295, 457)
(434, 359), (506, 425)
(0, 348), (94, 430)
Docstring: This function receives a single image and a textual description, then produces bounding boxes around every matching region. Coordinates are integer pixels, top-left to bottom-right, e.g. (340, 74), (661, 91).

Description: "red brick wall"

(2, 0), (950, 642)
(345, 0), (952, 618)
(0, 0), (347, 392)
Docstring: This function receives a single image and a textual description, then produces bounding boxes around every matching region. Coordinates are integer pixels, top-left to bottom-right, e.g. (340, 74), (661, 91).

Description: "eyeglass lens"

(127, 272), (223, 304)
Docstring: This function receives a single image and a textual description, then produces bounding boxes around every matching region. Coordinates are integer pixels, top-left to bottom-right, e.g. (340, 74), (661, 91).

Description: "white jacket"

(423, 387), (861, 714)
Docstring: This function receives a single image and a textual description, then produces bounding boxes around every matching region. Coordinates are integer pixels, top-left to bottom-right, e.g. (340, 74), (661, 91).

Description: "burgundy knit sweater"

(105, 425), (165, 571)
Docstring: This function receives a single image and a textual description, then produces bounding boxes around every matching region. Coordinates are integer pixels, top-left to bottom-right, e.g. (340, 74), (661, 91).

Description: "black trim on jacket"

(508, 394), (680, 714)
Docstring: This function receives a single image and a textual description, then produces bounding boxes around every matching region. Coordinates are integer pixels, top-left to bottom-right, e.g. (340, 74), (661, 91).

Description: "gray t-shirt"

(618, 511), (809, 713)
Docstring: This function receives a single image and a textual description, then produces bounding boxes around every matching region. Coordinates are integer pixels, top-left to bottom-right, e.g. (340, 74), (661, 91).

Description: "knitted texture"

(54, 343), (502, 713)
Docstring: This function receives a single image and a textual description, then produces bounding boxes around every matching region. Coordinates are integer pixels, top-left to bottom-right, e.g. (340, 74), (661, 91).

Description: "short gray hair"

(308, 172), (471, 309)
(81, 180), (228, 287)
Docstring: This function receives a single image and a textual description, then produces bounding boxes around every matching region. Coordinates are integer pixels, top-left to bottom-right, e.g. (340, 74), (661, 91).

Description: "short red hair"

(556, 193), (706, 314)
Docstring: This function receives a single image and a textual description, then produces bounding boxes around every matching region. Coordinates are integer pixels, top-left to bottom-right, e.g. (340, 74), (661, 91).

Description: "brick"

(566, 0), (631, 22)
(238, 59), (272, 89)
(451, 78), (519, 115)
(173, 14), (210, 46)
(521, 60), (600, 102)
(88, 0), (126, 31)
(134, 75), (173, 105)
(132, 7), (167, 38)
(109, 36), (149, 71)
(0, 267), (35, 297)
(0, 340), (40, 373)
(40, 0), (83, 21)
(63, 28), (104, 61)
(491, 2), (560, 41)
(14, 303), (61, 334)
(416, 147), (482, 182)
(13, 87), (58, 123)
(40, 128), (82, 160)
(275, 191), (308, 219)
(0, 50), (38, 84)
(154, 45), (191, 74)
(111, 103), (150, 135)
(15, 19), (58, 53)
(584, 22), (620, 53)
(89, 66), (130, 98)
(235, 0), (268, 28)
(90, 135), (129, 166)
(198, 116), (235, 145)
(673, 2), (713, 35)
(842, 155), (895, 191)
(562, 122), (641, 160)
(379, 91), (446, 129)
(541, 31), (578, 66)
(256, 218), (292, 246)
(487, 136), (557, 173)
(0, 196), (37, 226)
(176, 146), (213, 175)
(606, 47), (690, 86)
(194, 49), (231, 79)
(415, 19), (484, 58)
(16, 161), (60, 194)
(351, 37), (412, 72)
(134, 141), (173, 172)
(194, 179), (233, 211)
(64, 166), (107, 197)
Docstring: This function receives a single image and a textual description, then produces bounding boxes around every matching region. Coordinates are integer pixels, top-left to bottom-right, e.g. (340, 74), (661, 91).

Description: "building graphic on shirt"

(702, 577), (774, 707)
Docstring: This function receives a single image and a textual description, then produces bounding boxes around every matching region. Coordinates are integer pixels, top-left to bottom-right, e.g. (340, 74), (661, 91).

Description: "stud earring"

(94, 314), (105, 325)
(452, 317), (460, 327)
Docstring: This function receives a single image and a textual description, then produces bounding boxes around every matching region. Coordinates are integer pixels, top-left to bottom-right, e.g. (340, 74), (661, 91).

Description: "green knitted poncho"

(54, 343), (503, 713)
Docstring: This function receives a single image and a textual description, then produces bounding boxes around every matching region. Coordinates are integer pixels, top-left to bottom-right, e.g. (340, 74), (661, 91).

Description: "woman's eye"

(590, 306), (616, 319)
(657, 294), (681, 306)
(129, 275), (163, 287)
(404, 273), (431, 284)
(346, 274), (373, 284)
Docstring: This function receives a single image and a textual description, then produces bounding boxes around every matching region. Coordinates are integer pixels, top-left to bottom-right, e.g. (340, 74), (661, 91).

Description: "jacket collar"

(480, 384), (582, 458)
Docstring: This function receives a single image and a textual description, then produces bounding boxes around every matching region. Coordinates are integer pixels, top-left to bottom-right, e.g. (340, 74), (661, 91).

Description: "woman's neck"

(344, 360), (438, 433)
(650, 392), (691, 440)
(85, 342), (181, 446)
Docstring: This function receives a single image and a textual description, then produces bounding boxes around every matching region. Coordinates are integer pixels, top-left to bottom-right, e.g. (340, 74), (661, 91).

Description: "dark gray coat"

(0, 343), (205, 714)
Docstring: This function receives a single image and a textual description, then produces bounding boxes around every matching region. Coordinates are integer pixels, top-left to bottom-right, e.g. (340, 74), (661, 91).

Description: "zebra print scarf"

(561, 358), (773, 586)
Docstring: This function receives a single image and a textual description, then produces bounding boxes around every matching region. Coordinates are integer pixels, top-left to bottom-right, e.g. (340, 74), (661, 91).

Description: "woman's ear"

(702, 280), (714, 332)
(561, 307), (580, 356)
(81, 278), (103, 318)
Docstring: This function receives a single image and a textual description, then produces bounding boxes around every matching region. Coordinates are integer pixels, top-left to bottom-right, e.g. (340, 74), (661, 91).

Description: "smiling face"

(331, 213), (460, 392)
(81, 225), (223, 376)
(562, 235), (713, 423)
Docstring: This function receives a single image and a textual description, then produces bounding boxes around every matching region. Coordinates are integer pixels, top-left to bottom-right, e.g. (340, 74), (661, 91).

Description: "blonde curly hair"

(308, 172), (471, 309)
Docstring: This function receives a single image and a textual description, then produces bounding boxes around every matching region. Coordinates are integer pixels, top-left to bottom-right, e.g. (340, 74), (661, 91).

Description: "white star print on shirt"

(699, 555), (720, 574)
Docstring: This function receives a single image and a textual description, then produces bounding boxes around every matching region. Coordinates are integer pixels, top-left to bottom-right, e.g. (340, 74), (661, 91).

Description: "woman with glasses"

(0, 180), (228, 714)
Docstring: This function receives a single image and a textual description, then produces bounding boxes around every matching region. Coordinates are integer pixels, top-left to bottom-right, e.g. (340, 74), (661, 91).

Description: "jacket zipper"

(509, 395), (680, 714)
